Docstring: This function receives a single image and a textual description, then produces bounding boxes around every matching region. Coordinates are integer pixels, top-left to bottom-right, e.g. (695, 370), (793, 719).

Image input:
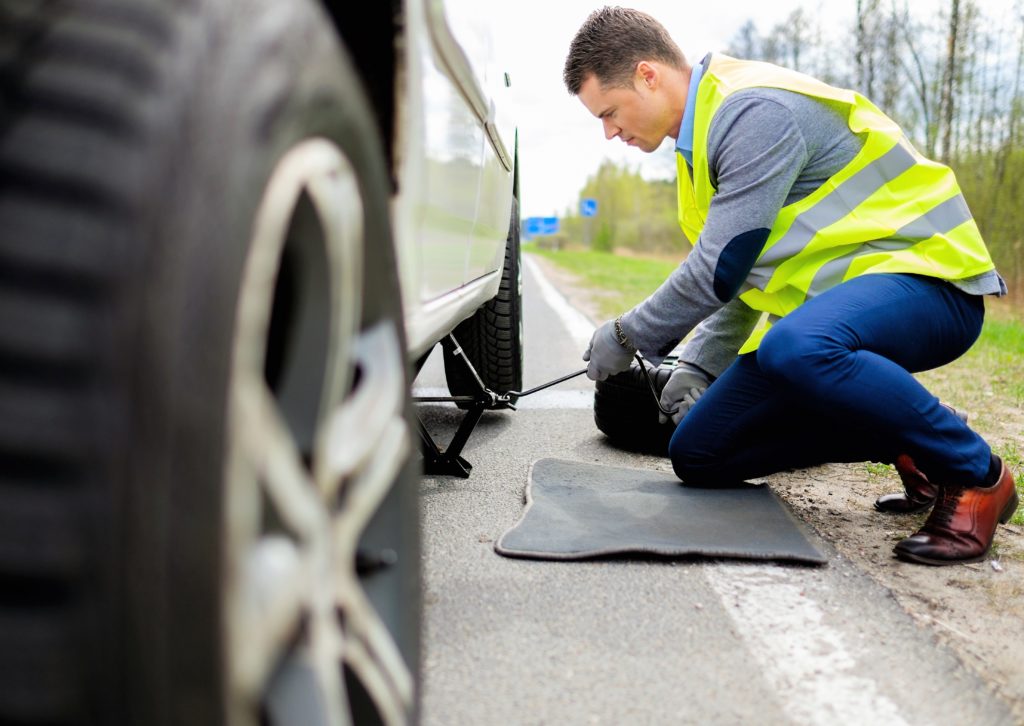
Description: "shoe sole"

(873, 499), (934, 515)
(893, 490), (1019, 566)
(894, 549), (989, 566)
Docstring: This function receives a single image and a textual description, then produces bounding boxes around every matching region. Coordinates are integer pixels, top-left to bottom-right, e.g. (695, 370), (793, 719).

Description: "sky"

(496, 0), (944, 220)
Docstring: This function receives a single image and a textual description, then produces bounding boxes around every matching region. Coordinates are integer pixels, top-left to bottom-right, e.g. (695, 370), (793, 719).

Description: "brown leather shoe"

(874, 454), (939, 514)
(894, 460), (1019, 565)
(874, 404), (967, 514)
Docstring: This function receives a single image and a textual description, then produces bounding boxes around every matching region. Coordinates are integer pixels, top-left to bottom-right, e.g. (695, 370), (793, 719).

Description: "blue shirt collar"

(676, 61), (704, 166)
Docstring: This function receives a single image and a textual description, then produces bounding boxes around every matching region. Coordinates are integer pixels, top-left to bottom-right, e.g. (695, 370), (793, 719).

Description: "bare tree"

(760, 28), (785, 66)
(897, 9), (938, 155)
(781, 8), (810, 71)
(878, 2), (905, 114)
(938, 0), (962, 162)
(1009, 9), (1024, 150)
(730, 20), (760, 59)
(855, 0), (881, 97)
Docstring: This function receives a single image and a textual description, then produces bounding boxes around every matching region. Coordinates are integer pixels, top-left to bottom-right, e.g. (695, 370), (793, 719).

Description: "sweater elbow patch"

(712, 228), (771, 302)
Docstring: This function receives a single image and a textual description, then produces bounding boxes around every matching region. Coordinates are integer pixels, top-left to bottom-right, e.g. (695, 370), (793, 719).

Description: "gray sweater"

(620, 85), (1005, 376)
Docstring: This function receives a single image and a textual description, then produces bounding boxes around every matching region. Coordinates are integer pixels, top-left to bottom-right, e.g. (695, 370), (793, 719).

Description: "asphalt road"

(412, 255), (1015, 725)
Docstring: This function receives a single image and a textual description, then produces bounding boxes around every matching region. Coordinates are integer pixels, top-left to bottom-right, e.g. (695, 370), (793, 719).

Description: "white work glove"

(658, 362), (714, 426)
(583, 319), (636, 381)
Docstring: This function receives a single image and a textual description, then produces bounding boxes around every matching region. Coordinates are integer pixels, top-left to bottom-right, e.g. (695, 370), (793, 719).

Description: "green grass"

(865, 461), (895, 478)
(529, 247), (680, 320)
(962, 317), (1024, 407)
(991, 441), (1024, 527)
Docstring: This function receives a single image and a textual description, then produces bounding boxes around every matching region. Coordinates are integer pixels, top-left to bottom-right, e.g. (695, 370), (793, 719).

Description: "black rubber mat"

(496, 458), (826, 564)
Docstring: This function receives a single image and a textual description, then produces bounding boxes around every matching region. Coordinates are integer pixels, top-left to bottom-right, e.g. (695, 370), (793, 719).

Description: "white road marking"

(704, 565), (910, 726)
(523, 254), (595, 349)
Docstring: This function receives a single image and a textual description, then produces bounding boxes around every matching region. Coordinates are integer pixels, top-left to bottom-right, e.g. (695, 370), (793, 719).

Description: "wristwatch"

(613, 316), (635, 350)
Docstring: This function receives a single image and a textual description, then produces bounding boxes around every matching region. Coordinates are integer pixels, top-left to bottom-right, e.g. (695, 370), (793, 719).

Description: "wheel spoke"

(340, 585), (414, 723)
(308, 594), (351, 726)
(226, 371), (319, 702)
(316, 321), (414, 716)
(332, 417), (410, 553)
(317, 322), (405, 499)
(330, 414), (414, 718)
(343, 628), (409, 726)
(232, 536), (308, 700)
(307, 148), (363, 415)
(316, 320), (415, 721)
(229, 374), (341, 702)
(240, 374), (325, 540)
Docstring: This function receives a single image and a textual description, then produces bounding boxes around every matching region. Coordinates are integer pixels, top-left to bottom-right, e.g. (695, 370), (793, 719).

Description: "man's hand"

(583, 319), (636, 381)
(659, 362), (714, 425)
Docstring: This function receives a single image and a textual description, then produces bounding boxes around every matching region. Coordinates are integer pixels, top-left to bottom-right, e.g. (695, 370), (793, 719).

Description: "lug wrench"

(505, 367), (587, 398)
(633, 353), (677, 417)
(507, 354), (673, 416)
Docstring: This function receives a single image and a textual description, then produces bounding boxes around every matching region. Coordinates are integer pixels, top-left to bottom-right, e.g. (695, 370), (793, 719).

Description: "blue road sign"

(580, 198), (598, 217)
(525, 216), (560, 237)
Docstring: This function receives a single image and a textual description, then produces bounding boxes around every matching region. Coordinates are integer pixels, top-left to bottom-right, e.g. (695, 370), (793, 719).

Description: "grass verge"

(529, 247), (679, 320)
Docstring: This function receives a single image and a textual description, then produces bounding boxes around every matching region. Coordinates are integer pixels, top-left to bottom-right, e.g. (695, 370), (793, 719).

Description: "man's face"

(578, 70), (668, 153)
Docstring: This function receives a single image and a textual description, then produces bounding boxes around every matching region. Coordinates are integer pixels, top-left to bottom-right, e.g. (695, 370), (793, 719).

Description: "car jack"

(414, 334), (587, 478)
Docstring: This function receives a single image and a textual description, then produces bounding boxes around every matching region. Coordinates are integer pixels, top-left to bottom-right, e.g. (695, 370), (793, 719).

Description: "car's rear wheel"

(443, 197), (524, 405)
(0, 1), (418, 724)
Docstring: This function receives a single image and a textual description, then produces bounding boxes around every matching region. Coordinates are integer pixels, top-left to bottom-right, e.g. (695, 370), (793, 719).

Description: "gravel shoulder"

(529, 251), (1024, 718)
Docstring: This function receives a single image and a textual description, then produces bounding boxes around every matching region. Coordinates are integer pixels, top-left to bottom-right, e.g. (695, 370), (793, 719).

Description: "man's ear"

(636, 61), (657, 90)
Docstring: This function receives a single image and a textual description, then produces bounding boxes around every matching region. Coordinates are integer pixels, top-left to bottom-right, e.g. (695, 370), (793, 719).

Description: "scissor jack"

(414, 334), (588, 478)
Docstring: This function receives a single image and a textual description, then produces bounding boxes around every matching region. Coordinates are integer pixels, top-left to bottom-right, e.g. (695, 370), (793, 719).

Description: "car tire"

(594, 359), (678, 456)
(443, 197), (524, 406)
(0, 1), (419, 724)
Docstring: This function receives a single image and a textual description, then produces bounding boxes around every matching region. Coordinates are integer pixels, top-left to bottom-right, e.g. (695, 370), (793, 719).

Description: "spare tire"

(594, 358), (678, 456)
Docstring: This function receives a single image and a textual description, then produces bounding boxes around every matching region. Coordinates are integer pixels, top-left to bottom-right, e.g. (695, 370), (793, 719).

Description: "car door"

(410, 0), (486, 302)
(425, 0), (514, 287)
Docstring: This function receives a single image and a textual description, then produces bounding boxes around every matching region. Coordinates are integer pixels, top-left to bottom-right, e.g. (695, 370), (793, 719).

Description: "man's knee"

(757, 323), (837, 382)
(668, 431), (724, 486)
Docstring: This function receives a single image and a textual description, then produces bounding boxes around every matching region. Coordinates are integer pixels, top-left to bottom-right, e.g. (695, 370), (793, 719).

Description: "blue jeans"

(669, 273), (989, 488)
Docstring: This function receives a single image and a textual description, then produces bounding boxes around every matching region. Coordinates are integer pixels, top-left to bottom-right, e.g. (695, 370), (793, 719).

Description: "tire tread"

(593, 361), (676, 455)
(0, 3), (172, 721)
(444, 199), (523, 398)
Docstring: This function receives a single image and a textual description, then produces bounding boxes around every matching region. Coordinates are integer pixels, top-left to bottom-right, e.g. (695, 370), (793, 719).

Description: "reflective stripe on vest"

(676, 54), (995, 353)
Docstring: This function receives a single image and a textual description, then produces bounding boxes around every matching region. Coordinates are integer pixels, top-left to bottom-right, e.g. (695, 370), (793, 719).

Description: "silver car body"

(393, 0), (517, 360)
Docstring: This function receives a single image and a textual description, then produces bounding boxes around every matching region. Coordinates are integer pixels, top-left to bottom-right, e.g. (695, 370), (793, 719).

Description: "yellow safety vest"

(677, 54), (995, 353)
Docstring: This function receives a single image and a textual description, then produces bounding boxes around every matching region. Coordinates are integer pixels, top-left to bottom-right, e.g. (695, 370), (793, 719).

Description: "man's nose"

(602, 118), (619, 140)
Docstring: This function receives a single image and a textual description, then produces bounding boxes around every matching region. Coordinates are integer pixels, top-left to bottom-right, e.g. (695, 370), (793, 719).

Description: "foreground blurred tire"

(0, 1), (419, 723)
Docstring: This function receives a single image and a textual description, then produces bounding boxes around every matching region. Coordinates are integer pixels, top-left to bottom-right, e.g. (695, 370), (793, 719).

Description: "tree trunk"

(939, 0), (961, 162)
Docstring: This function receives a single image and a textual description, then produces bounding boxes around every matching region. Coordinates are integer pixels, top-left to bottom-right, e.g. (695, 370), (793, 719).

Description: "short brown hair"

(563, 6), (687, 95)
